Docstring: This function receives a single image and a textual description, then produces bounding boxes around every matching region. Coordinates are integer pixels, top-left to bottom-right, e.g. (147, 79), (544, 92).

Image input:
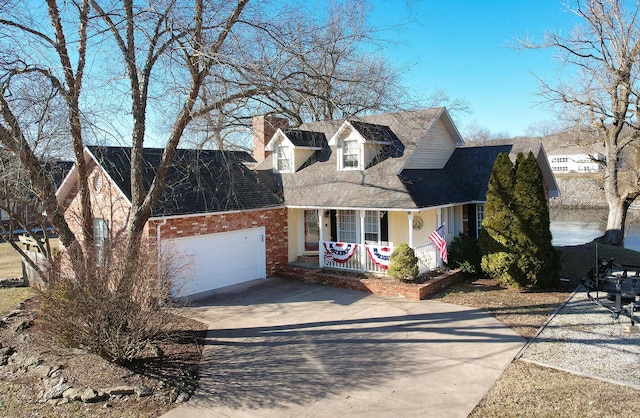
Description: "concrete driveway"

(162, 277), (525, 418)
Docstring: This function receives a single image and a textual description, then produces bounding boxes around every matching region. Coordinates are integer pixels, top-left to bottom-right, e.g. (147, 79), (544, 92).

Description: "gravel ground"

(520, 287), (640, 389)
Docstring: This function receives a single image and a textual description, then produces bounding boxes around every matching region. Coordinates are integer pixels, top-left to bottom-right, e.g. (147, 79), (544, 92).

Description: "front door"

(304, 210), (319, 251)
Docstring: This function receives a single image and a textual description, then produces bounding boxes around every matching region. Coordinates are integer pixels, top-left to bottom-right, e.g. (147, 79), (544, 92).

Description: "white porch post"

(408, 212), (414, 248)
(360, 210), (366, 271)
(318, 209), (324, 267)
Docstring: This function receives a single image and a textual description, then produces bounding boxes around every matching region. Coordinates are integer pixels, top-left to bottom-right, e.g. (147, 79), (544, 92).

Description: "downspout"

(156, 217), (168, 248)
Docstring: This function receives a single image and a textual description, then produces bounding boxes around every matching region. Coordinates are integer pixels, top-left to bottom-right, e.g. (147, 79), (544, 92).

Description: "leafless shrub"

(40, 239), (191, 365)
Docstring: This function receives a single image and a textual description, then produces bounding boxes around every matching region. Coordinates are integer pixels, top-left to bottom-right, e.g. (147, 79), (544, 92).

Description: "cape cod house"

(55, 107), (557, 298)
(253, 108), (559, 275)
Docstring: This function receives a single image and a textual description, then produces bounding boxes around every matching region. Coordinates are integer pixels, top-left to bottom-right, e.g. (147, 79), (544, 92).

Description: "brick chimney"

(252, 114), (288, 163)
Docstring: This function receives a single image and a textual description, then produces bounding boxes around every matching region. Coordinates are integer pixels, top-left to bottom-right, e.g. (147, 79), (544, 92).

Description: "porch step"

(297, 255), (319, 264)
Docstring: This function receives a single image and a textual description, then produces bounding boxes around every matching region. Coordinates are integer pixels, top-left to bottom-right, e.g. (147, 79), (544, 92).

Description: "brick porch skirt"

(278, 266), (464, 301)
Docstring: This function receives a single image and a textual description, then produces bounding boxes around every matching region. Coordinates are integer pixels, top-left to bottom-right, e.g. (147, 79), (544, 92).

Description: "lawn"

(0, 241), (23, 279)
(0, 241), (35, 317)
(430, 242), (640, 417)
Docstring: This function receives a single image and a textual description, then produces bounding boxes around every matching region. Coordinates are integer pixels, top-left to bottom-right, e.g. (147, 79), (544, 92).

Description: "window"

(337, 210), (357, 243)
(275, 144), (290, 172)
(364, 210), (379, 243)
(476, 204), (485, 238)
(93, 218), (109, 262)
(342, 138), (359, 169)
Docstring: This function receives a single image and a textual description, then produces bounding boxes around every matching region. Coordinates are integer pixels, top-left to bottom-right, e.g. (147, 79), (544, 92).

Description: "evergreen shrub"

(448, 234), (481, 275)
(388, 243), (419, 281)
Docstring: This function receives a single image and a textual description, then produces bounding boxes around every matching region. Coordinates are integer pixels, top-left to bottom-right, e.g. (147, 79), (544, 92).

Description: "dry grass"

(0, 286), (34, 317)
(0, 241), (23, 279)
(471, 361), (640, 417)
(0, 239), (206, 418)
(430, 243), (640, 417)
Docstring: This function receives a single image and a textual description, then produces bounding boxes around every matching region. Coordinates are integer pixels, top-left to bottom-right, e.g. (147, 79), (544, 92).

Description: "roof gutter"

(148, 204), (286, 222)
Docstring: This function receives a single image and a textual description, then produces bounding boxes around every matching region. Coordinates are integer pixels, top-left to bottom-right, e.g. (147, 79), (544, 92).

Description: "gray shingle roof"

(348, 120), (399, 144)
(88, 146), (283, 217)
(282, 130), (327, 148)
(255, 108), (519, 210)
(400, 145), (513, 207)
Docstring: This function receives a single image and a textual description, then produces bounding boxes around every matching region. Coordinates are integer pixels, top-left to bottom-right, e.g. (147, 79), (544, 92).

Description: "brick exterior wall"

(148, 207), (288, 277)
(279, 267), (464, 300)
(62, 162), (133, 246)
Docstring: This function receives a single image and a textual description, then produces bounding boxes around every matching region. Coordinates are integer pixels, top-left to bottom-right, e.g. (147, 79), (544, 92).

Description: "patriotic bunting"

(324, 242), (358, 263)
(366, 246), (393, 269)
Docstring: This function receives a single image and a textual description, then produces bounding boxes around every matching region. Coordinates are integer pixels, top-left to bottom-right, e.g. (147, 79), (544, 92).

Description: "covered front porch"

(287, 206), (469, 276)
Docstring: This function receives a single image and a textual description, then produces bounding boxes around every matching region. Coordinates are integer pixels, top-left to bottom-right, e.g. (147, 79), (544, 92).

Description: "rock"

(103, 386), (136, 396)
(0, 346), (14, 366)
(8, 353), (40, 372)
(175, 391), (190, 403)
(49, 365), (63, 377)
(32, 364), (53, 379)
(80, 388), (107, 403)
(135, 385), (153, 398)
(12, 318), (33, 333)
(42, 378), (71, 400)
(62, 387), (83, 402)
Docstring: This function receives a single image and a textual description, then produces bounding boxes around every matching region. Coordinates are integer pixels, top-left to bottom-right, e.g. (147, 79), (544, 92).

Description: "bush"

(40, 240), (189, 364)
(447, 234), (481, 275)
(388, 243), (419, 281)
(480, 152), (559, 289)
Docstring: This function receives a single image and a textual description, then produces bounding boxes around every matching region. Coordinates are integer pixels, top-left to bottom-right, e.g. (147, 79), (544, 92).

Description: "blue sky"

(369, 0), (581, 137)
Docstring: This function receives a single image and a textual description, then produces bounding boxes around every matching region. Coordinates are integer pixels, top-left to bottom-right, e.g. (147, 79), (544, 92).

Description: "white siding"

(403, 120), (456, 169)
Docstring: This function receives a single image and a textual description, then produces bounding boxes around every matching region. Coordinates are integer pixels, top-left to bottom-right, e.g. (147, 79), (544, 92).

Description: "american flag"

(428, 224), (448, 264)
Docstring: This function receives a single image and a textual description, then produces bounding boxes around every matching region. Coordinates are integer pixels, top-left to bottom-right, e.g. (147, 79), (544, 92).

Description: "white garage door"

(166, 227), (266, 298)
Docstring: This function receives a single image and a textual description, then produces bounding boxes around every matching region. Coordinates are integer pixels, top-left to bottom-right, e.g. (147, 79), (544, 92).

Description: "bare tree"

(522, 0), (640, 245)
(0, 0), (461, 278)
(186, 0), (469, 150)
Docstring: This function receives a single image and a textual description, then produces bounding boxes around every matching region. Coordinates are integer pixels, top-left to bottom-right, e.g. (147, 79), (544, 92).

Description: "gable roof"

(61, 146), (283, 218)
(255, 107), (558, 210)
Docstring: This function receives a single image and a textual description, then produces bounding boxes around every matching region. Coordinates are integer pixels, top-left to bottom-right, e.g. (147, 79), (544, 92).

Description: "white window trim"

(476, 204), (485, 238)
(337, 210), (358, 243)
(364, 210), (380, 244)
(340, 138), (361, 171)
(274, 143), (292, 173)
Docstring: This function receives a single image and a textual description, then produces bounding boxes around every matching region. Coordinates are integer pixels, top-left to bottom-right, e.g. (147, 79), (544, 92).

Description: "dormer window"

(275, 144), (291, 173)
(265, 127), (326, 174)
(342, 138), (360, 169)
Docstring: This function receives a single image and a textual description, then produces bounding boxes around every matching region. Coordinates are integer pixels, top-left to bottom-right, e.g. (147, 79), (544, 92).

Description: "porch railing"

(414, 242), (437, 275)
(320, 241), (439, 275)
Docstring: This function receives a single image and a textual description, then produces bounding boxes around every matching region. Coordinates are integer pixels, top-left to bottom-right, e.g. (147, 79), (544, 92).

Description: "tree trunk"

(601, 149), (630, 246)
(601, 200), (627, 245)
